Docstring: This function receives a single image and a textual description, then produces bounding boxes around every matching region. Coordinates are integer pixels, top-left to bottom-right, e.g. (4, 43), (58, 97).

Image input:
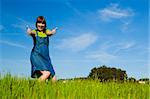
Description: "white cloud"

(12, 17), (34, 31)
(119, 42), (135, 49)
(85, 40), (136, 63)
(85, 51), (117, 63)
(99, 3), (134, 21)
(65, 2), (83, 17)
(114, 42), (135, 54)
(56, 33), (98, 52)
(0, 40), (28, 49)
(98, 40), (135, 51)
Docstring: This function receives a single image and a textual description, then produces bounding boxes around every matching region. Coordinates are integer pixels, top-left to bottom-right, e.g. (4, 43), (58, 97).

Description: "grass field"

(0, 74), (149, 99)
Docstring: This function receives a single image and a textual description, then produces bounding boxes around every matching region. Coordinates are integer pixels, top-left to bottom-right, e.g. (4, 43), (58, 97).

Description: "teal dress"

(30, 30), (55, 78)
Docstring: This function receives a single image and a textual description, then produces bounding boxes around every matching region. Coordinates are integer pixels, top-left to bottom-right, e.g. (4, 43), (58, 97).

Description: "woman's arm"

(46, 27), (58, 36)
(26, 26), (36, 35)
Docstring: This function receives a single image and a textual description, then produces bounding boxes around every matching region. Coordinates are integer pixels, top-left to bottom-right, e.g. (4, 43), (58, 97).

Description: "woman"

(27, 16), (57, 82)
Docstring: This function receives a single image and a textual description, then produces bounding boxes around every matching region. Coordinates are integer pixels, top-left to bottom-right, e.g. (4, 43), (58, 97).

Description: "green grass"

(0, 74), (149, 99)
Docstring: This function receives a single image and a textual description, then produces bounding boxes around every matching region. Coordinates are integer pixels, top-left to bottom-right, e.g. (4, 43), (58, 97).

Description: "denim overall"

(30, 30), (55, 78)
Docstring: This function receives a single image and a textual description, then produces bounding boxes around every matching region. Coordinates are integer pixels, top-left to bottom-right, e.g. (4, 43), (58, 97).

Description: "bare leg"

(38, 71), (50, 81)
(52, 75), (57, 83)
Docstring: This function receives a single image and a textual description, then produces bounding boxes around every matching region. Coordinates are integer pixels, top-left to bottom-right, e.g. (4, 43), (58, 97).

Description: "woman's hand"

(26, 25), (32, 34)
(26, 25), (35, 35)
(51, 27), (58, 34)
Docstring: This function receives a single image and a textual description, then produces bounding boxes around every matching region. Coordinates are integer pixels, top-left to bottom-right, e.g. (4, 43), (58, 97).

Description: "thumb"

(54, 27), (58, 30)
(26, 25), (29, 29)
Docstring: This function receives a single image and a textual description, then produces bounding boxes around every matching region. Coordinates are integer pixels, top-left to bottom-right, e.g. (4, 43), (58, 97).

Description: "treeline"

(62, 65), (149, 83)
(88, 65), (149, 83)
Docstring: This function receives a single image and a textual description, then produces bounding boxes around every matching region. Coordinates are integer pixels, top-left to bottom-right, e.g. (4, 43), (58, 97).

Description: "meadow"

(0, 74), (149, 99)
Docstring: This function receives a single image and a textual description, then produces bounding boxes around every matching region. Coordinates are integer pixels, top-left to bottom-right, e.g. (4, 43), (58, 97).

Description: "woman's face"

(37, 23), (45, 31)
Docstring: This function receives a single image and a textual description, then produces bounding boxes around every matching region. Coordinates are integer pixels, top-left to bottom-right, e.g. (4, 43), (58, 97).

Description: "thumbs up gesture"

(26, 25), (32, 34)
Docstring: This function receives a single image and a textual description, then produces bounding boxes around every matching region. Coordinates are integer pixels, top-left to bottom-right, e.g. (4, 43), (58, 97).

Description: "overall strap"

(35, 29), (40, 46)
(35, 29), (38, 37)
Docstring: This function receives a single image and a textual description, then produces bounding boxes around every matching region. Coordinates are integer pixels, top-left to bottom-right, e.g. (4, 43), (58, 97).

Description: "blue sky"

(0, 0), (149, 79)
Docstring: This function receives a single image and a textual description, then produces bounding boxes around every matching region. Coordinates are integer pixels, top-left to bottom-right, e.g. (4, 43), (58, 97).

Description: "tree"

(138, 78), (149, 81)
(128, 77), (136, 82)
(88, 65), (127, 82)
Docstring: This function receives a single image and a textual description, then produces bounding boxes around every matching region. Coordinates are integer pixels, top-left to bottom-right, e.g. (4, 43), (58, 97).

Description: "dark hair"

(36, 16), (47, 31)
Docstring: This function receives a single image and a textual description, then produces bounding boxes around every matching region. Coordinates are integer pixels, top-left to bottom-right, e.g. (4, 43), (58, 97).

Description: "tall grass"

(0, 74), (149, 99)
